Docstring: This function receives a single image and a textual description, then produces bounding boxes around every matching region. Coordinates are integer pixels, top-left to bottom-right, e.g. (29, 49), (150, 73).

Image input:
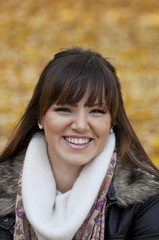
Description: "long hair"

(1, 47), (158, 177)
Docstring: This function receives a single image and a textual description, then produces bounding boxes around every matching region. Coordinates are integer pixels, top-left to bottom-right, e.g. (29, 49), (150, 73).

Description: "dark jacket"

(0, 154), (159, 240)
(105, 183), (159, 239)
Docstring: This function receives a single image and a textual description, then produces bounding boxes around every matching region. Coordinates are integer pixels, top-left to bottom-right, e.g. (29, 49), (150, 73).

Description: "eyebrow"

(55, 102), (107, 107)
(67, 103), (107, 107)
(90, 103), (107, 106)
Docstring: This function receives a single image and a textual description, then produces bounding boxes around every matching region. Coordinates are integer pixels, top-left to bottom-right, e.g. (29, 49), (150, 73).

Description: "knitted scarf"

(14, 134), (116, 240)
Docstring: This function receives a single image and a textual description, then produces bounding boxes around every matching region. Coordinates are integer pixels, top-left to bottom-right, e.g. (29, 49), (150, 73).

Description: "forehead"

(56, 83), (107, 107)
(56, 92), (107, 108)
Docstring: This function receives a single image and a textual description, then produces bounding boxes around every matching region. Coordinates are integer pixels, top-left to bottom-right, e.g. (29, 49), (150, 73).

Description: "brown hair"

(1, 47), (158, 176)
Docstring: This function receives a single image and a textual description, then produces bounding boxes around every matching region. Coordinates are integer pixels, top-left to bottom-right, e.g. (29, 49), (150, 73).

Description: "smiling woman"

(42, 98), (111, 193)
(0, 47), (159, 240)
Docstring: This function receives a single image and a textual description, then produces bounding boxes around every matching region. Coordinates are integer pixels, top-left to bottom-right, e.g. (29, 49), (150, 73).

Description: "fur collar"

(0, 152), (159, 216)
(113, 161), (159, 207)
(0, 152), (24, 216)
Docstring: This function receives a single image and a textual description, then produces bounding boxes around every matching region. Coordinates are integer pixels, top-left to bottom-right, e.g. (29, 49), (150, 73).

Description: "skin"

(42, 95), (111, 193)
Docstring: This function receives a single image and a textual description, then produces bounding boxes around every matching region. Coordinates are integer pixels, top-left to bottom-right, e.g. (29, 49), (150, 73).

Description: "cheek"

(98, 128), (110, 144)
(42, 116), (57, 138)
(94, 118), (111, 137)
(43, 114), (69, 135)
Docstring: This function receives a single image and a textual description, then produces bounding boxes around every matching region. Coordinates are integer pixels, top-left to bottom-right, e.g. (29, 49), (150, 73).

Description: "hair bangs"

(55, 65), (106, 107)
(40, 50), (118, 120)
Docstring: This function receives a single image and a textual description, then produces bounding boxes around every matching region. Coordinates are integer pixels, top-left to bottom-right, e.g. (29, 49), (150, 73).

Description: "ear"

(38, 121), (43, 129)
(38, 116), (44, 129)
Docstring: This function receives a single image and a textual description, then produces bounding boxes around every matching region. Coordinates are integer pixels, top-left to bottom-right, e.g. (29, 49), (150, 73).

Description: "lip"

(63, 136), (93, 150)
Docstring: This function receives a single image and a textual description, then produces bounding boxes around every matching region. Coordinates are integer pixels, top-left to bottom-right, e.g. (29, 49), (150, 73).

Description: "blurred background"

(0, 0), (159, 166)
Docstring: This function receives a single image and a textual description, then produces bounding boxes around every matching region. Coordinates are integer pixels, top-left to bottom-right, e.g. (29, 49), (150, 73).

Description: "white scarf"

(22, 133), (115, 240)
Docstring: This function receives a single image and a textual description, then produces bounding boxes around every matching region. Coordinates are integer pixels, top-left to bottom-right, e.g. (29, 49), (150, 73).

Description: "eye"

(90, 109), (106, 114)
(54, 107), (72, 113)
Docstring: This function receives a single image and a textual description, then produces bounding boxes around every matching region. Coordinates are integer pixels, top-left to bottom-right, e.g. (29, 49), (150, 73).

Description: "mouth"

(63, 136), (93, 149)
(64, 136), (92, 144)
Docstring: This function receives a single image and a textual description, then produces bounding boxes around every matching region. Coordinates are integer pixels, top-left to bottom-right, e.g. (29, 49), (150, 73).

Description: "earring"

(38, 122), (43, 129)
(109, 127), (113, 134)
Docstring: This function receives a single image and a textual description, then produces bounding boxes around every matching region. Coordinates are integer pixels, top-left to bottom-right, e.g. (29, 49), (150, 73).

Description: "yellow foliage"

(0, 0), (159, 166)
(150, 137), (159, 152)
(152, 156), (159, 168)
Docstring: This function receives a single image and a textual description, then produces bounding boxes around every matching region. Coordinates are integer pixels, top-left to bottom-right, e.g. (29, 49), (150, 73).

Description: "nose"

(71, 112), (89, 133)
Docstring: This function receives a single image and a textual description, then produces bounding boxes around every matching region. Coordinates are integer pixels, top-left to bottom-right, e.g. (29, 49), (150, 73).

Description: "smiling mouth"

(64, 137), (92, 145)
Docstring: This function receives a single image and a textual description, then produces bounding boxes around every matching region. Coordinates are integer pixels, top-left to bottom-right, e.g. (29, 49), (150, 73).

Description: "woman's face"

(42, 94), (111, 170)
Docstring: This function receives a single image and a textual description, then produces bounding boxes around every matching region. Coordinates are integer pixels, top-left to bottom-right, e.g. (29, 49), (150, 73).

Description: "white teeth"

(65, 137), (90, 145)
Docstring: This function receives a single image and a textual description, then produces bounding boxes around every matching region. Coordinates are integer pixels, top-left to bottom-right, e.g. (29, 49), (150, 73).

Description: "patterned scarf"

(14, 150), (116, 240)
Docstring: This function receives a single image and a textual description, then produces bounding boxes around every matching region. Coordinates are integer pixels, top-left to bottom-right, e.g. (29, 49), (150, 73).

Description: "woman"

(0, 47), (159, 240)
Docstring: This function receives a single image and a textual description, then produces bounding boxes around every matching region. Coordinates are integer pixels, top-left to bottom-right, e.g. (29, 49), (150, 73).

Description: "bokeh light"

(0, 0), (159, 166)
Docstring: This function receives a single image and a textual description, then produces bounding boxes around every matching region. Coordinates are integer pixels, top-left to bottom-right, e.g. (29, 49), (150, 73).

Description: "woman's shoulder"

(106, 189), (159, 239)
(0, 214), (15, 240)
(106, 164), (159, 239)
(0, 152), (24, 216)
(113, 160), (159, 207)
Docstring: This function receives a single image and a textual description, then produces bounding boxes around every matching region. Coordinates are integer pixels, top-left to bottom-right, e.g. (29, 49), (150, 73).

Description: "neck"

(50, 160), (83, 193)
